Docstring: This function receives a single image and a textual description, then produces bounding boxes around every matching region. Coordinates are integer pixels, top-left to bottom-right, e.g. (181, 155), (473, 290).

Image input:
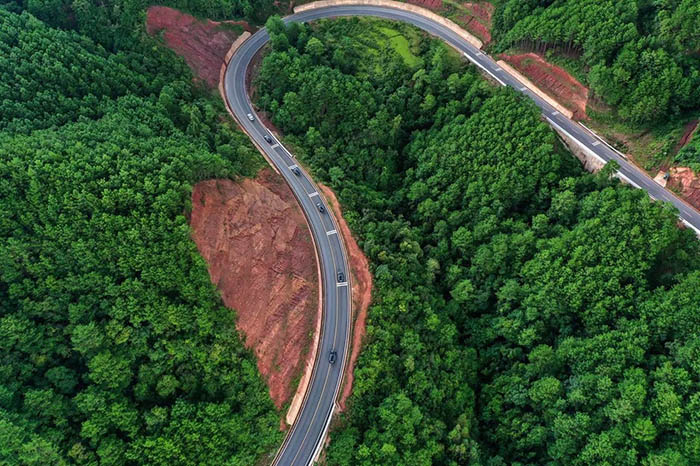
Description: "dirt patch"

(501, 52), (589, 120)
(669, 166), (700, 210)
(146, 6), (254, 88)
(318, 184), (373, 412)
(673, 120), (699, 155)
(459, 2), (493, 43)
(406, 0), (444, 10)
(190, 169), (319, 410)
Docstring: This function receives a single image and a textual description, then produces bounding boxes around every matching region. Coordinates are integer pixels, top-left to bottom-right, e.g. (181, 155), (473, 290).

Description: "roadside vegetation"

(488, 0), (700, 173)
(256, 16), (700, 465)
(0, 4), (282, 464)
(492, 0), (700, 126)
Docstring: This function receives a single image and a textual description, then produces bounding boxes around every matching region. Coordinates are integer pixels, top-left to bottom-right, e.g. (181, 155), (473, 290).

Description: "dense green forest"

(0, 0), (274, 50)
(0, 4), (281, 465)
(491, 0), (700, 126)
(256, 16), (700, 465)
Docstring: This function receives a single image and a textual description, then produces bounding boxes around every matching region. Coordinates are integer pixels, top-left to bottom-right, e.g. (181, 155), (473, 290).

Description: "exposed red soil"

(673, 120), (699, 154)
(318, 184), (373, 412)
(465, 1), (493, 21)
(190, 169), (319, 409)
(146, 6), (254, 88)
(459, 2), (493, 43)
(501, 52), (589, 120)
(406, 0), (444, 10)
(669, 166), (700, 210)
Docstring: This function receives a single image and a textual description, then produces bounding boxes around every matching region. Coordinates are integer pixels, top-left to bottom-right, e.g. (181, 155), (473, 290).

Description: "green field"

(378, 26), (421, 67)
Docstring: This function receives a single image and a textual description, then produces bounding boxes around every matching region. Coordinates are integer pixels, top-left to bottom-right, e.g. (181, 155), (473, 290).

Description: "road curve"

(224, 5), (700, 465)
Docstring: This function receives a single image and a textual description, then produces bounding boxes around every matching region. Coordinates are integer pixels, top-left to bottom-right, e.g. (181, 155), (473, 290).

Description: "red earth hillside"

(407, 0), (444, 10)
(500, 52), (589, 120)
(461, 2), (494, 44)
(190, 169), (319, 409)
(146, 6), (253, 88)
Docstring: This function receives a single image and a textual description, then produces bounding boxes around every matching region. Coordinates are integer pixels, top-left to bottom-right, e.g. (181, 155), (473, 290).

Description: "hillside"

(0, 5), (282, 464)
(255, 16), (700, 464)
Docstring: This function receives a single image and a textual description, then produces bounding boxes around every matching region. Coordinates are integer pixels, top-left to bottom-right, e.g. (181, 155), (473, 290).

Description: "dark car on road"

(328, 351), (337, 364)
(291, 166), (301, 176)
(317, 203), (325, 213)
(264, 134), (273, 143)
(337, 271), (345, 282)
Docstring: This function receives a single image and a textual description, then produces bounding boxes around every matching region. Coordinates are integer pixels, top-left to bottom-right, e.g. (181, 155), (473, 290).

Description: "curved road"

(225, 5), (700, 465)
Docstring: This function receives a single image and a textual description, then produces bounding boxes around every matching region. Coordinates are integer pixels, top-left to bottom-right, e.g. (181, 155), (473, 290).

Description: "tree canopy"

(0, 5), (280, 464)
(491, 0), (700, 125)
(256, 17), (700, 465)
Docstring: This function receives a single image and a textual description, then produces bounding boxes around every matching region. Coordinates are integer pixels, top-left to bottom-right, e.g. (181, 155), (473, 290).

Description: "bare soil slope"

(146, 6), (252, 88)
(669, 167), (700, 208)
(190, 169), (319, 409)
(460, 2), (493, 44)
(501, 52), (589, 120)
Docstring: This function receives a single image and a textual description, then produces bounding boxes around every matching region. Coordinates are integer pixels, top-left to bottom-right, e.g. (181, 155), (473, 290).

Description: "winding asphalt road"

(224, 5), (700, 465)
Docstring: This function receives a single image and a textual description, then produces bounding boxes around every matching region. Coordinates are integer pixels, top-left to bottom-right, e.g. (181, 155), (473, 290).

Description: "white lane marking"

(592, 141), (601, 146)
(463, 52), (507, 87)
(288, 164), (298, 169)
(309, 192), (319, 198)
(476, 52), (483, 56)
(271, 143), (280, 149)
(326, 230), (337, 236)
(337, 282), (348, 287)
(579, 122), (628, 159)
(519, 86), (527, 91)
(494, 66), (502, 71)
(552, 111), (560, 116)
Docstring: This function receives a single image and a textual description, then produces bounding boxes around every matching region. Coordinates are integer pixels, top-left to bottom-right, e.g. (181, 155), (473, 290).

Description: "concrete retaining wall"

(555, 127), (605, 173)
(225, 31), (251, 64)
(497, 60), (574, 120)
(218, 32), (251, 108)
(294, 0), (483, 50)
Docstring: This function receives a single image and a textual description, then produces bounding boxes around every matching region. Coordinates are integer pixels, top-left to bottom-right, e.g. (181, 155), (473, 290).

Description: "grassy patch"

(587, 110), (700, 172)
(377, 25), (421, 67)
